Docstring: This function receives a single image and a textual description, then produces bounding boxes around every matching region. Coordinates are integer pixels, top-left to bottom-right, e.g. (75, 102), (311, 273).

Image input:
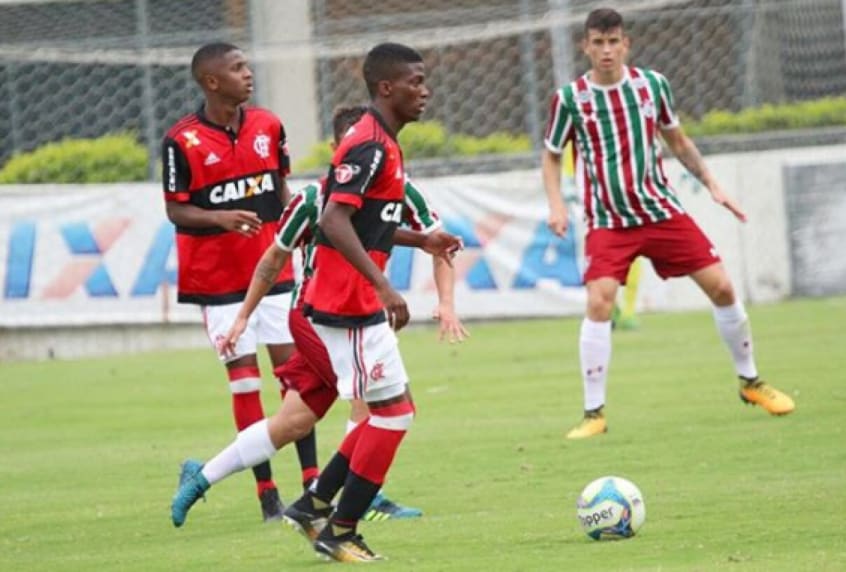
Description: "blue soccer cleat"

(361, 492), (422, 521)
(171, 459), (210, 527)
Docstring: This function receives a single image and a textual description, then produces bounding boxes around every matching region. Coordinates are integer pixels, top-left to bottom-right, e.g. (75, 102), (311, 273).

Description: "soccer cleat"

(281, 499), (332, 542)
(259, 487), (285, 523)
(362, 492), (423, 521)
(611, 303), (638, 331)
(566, 408), (607, 439)
(739, 378), (795, 415)
(314, 531), (384, 563)
(171, 459), (210, 527)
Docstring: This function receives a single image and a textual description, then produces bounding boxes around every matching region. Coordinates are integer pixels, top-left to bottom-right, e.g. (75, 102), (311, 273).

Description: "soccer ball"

(576, 476), (646, 540)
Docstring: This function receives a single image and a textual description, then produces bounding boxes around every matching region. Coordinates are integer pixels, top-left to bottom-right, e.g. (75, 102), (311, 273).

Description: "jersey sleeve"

(326, 141), (386, 209)
(275, 184), (318, 251)
(655, 72), (680, 129)
(162, 137), (192, 202)
(277, 121), (291, 177)
(543, 88), (574, 154)
(402, 177), (441, 233)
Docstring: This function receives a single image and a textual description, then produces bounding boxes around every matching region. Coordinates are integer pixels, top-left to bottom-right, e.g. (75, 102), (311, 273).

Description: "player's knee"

(587, 295), (615, 321)
(708, 279), (735, 306)
(268, 406), (315, 447)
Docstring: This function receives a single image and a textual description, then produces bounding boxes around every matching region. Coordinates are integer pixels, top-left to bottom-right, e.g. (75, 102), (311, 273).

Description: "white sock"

(712, 301), (758, 379)
(201, 419), (275, 485)
(579, 317), (612, 411)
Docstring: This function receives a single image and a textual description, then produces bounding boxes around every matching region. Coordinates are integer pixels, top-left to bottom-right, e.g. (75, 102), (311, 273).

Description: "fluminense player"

(541, 8), (795, 439)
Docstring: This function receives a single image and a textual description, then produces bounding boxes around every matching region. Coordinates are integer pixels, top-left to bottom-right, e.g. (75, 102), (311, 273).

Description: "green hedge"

(293, 120), (532, 173)
(3, 97), (846, 183)
(0, 133), (148, 183)
(685, 96), (846, 137)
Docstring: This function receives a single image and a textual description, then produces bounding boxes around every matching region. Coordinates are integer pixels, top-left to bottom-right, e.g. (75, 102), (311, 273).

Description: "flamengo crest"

(253, 133), (271, 158)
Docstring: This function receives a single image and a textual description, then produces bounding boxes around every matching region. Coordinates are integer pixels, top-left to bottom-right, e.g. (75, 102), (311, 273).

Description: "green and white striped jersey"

(274, 176), (442, 307)
(544, 66), (686, 229)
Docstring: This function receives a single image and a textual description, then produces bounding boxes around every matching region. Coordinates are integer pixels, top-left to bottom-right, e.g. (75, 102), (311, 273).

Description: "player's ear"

(203, 73), (219, 92)
(376, 79), (393, 98)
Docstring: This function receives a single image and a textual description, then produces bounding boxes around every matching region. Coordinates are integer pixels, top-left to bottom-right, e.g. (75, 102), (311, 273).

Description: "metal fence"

(1, 0), (845, 175)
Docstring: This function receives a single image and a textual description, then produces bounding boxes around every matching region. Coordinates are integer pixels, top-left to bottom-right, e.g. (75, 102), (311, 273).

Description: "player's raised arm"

(660, 126), (747, 222)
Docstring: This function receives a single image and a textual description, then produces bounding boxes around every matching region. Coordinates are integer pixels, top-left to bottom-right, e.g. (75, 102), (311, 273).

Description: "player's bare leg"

(172, 390), (320, 528)
(268, 343), (320, 490)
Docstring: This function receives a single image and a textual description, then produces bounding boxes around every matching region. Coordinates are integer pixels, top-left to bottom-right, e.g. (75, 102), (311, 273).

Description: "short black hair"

(332, 104), (368, 143)
(585, 8), (624, 34)
(362, 42), (423, 97)
(191, 42), (241, 83)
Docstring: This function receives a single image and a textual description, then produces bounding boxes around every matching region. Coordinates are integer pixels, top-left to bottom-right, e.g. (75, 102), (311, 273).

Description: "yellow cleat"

(566, 409), (607, 439)
(739, 379), (795, 416)
(314, 533), (384, 563)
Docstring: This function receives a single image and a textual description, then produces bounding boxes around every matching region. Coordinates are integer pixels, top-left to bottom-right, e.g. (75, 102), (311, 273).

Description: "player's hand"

(432, 304), (469, 343)
(547, 204), (569, 237)
(708, 183), (747, 222)
(421, 231), (463, 267)
(376, 283), (409, 331)
(219, 316), (248, 358)
(217, 210), (263, 236)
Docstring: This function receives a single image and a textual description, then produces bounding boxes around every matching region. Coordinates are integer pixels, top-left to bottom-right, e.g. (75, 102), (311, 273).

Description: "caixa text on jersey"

(209, 173), (275, 204)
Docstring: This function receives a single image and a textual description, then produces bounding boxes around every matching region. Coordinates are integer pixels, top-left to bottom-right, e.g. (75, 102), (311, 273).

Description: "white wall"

(1, 143), (844, 360)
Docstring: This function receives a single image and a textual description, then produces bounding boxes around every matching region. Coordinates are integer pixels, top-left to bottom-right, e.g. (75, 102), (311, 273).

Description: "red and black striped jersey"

(162, 106), (295, 305)
(304, 108), (406, 327)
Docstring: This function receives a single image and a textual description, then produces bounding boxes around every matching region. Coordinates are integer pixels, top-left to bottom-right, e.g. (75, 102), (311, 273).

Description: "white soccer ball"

(576, 475), (646, 540)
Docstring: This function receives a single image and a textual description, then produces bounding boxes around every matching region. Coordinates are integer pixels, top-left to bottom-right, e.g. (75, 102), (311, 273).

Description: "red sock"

(348, 424), (407, 486)
(228, 366), (265, 430)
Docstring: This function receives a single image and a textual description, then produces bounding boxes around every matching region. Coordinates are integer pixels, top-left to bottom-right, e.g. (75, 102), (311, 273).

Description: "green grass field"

(1, 297), (845, 571)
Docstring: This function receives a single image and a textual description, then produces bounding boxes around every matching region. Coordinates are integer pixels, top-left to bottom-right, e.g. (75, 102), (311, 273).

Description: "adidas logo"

(204, 152), (221, 166)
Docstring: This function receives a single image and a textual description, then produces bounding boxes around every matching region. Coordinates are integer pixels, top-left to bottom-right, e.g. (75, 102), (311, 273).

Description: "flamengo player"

(161, 42), (317, 519)
(541, 8), (795, 439)
(168, 104), (461, 534)
(289, 42), (434, 562)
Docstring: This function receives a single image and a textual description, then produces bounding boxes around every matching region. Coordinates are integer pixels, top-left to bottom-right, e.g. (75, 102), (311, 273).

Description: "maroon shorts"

(275, 305), (338, 419)
(584, 214), (720, 284)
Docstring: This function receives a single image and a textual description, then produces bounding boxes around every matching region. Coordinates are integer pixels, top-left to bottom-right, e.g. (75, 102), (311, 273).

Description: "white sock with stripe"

(201, 419), (276, 485)
(712, 301), (758, 379)
(579, 317), (612, 411)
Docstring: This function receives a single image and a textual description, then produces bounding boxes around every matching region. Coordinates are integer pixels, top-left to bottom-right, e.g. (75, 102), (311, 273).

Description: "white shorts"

(312, 321), (409, 402)
(202, 292), (294, 363)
